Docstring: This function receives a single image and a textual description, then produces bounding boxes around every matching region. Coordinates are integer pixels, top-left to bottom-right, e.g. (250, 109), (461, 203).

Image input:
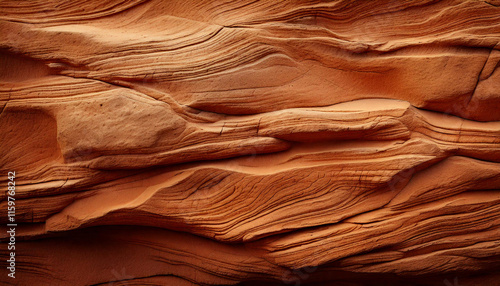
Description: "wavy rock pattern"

(1, 0), (500, 285)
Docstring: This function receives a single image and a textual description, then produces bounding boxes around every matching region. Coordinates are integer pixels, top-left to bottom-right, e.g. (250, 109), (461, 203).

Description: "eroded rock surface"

(1, 1), (500, 285)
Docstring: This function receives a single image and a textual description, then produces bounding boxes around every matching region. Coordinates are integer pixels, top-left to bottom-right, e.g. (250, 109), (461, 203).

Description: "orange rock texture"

(1, 0), (500, 285)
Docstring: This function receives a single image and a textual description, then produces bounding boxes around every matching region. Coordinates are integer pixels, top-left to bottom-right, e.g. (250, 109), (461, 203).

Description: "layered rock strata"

(1, 0), (500, 285)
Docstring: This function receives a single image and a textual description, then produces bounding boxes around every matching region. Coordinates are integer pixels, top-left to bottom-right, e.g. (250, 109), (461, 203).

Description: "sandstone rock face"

(1, 1), (500, 285)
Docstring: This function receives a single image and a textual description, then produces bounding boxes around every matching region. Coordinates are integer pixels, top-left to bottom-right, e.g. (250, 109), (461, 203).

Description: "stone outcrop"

(1, 0), (500, 285)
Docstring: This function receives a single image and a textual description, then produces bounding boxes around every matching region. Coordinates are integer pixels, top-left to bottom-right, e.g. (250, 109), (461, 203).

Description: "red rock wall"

(1, 0), (500, 285)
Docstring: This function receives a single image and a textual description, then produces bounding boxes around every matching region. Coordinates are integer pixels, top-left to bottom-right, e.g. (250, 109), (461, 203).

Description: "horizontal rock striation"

(1, 0), (500, 285)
